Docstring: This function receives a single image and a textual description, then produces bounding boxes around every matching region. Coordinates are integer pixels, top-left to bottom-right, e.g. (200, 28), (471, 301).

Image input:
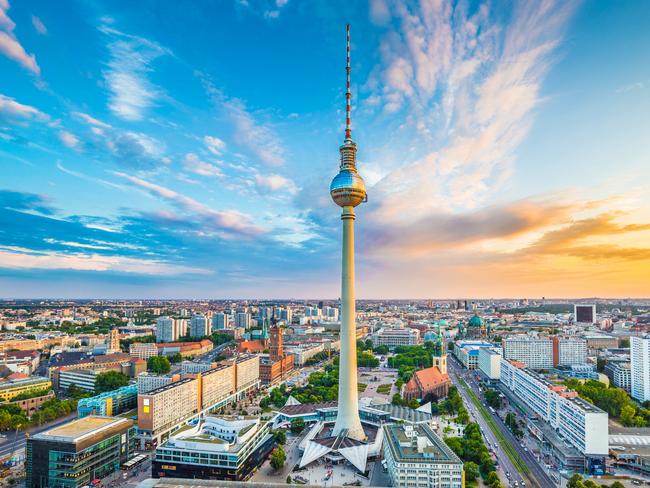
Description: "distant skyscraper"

(189, 314), (208, 338)
(156, 316), (176, 343)
(631, 335), (650, 402)
(235, 312), (250, 329)
(330, 25), (366, 441)
(212, 313), (230, 331)
(575, 304), (596, 324)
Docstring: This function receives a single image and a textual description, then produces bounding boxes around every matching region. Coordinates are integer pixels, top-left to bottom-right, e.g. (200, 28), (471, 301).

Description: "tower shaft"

(332, 206), (365, 440)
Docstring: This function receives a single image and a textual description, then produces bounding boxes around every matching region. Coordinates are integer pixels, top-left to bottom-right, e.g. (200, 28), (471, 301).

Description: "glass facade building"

(26, 416), (134, 488)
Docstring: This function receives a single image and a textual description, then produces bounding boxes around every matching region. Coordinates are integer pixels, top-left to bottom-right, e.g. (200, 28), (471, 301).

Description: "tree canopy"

(95, 371), (130, 394)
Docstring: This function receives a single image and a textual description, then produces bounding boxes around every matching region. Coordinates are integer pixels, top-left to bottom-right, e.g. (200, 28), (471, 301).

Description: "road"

(448, 356), (555, 488)
(0, 412), (78, 459)
(447, 358), (527, 488)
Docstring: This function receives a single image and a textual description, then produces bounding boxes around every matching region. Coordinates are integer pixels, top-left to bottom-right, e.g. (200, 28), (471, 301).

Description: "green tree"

(464, 461), (479, 483)
(168, 352), (183, 363)
(286, 475), (292, 484)
(620, 404), (636, 426)
(147, 356), (171, 374)
(273, 429), (287, 445)
(484, 390), (501, 409)
(290, 418), (305, 434)
(567, 474), (585, 488)
(270, 447), (286, 471)
(95, 371), (129, 394)
(456, 407), (470, 425)
(610, 482), (625, 488)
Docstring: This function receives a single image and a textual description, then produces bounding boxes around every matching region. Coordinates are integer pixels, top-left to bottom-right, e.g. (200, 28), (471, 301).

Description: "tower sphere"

(330, 169), (366, 207)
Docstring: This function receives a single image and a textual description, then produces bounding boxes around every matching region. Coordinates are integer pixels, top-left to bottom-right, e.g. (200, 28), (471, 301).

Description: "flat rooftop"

(33, 415), (132, 444)
(384, 423), (462, 465)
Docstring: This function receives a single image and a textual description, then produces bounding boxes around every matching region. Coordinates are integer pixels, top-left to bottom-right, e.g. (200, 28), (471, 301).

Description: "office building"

(48, 353), (145, 389)
(502, 336), (586, 369)
(137, 373), (179, 394)
(0, 376), (52, 401)
(453, 340), (493, 369)
(189, 314), (208, 338)
(371, 326), (420, 349)
(58, 369), (99, 392)
(139, 377), (200, 448)
(129, 342), (158, 360)
(235, 312), (250, 329)
(382, 423), (464, 488)
(575, 304), (596, 324)
(631, 335), (650, 402)
(478, 347), (502, 380)
(500, 359), (608, 458)
(152, 415), (275, 481)
(77, 384), (138, 417)
(212, 312), (230, 331)
(26, 416), (134, 488)
(156, 316), (177, 342)
(605, 362), (632, 392)
(137, 356), (260, 447)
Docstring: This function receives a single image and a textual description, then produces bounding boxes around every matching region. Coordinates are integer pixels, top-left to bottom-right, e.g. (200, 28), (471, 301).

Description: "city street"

(0, 412), (78, 460)
(447, 355), (555, 488)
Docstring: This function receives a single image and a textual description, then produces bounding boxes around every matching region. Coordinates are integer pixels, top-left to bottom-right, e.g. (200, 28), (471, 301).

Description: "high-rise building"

(156, 316), (177, 343)
(631, 335), (650, 402)
(235, 312), (250, 329)
(212, 312), (230, 331)
(500, 359), (608, 458)
(26, 416), (134, 488)
(502, 336), (586, 369)
(329, 24), (366, 441)
(575, 304), (597, 324)
(189, 314), (208, 338)
(279, 307), (292, 323)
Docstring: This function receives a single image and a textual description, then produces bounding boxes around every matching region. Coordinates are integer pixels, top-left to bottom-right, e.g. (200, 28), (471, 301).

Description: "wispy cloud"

(197, 72), (285, 167)
(0, 245), (208, 275)
(113, 171), (265, 237)
(0, 93), (47, 120)
(58, 130), (79, 149)
(0, 1), (40, 74)
(183, 153), (223, 178)
(73, 111), (111, 129)
(366, 0), (578, 227)
(204, 135), (226, 155)
(31, 15), (47, 35)
(100, 25), (170, 121)
(254, 173), (297, 194)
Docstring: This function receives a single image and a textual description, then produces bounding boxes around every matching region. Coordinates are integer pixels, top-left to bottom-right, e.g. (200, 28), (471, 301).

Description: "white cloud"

(100, 25), (170, 121)
(113, 171), (265, 237)
(0, 245), (208, 275)
(58, 130), (79, 149)
(0, 93), (47, 120)
(204, 135), (226, 155)
(183, 153), (223, 177)
(367, 0), (578, 224)
(198, 72), (285, 167)
(31, 15), (47, 35)
(254, 173), (297, 194)
(73, 111), (111, 129)
(0, 2), (40, 75)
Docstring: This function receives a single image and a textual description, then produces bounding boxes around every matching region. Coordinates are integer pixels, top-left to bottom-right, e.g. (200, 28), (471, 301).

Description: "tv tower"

(330, 24), (366, 441)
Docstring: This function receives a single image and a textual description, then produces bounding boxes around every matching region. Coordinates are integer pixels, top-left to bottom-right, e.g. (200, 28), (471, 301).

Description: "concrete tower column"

(332, 206), (365, 440)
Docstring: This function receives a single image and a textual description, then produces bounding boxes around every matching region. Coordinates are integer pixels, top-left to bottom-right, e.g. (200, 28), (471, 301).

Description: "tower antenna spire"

(345, 23), (352, 142)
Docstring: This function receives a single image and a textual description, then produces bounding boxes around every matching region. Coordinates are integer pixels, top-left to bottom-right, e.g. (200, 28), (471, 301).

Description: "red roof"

(412, 366), (449, 391)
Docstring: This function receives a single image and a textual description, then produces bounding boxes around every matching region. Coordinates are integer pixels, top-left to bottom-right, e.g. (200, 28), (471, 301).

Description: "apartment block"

(500, 359), (608, 457)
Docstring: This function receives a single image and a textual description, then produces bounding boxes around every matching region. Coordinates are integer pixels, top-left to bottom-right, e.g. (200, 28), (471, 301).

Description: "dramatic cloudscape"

(0, 0), (649, 298)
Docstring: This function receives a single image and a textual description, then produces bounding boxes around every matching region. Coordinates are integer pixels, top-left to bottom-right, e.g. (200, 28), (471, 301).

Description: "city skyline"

(1, 0), (650, 299)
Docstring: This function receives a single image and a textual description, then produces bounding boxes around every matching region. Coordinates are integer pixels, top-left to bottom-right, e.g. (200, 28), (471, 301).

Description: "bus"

(122, 454), (148, 473)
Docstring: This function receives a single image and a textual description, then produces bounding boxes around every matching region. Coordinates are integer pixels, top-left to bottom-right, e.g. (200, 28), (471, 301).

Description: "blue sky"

(1, 0), (649, 299)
